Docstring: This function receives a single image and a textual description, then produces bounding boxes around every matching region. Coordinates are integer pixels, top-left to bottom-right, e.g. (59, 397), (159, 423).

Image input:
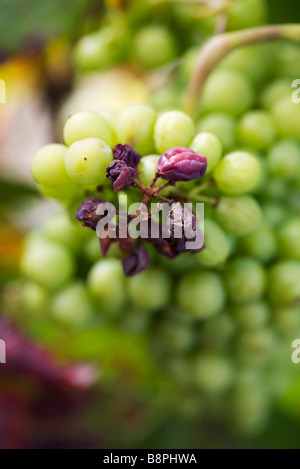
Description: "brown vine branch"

(185, 24), (300, 117)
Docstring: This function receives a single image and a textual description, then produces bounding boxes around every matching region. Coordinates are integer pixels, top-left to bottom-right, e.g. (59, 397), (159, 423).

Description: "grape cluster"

(21, 3), (300, 435)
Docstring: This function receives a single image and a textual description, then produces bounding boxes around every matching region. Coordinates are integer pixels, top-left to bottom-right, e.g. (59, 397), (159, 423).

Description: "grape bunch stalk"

(19, 17), (300, 436)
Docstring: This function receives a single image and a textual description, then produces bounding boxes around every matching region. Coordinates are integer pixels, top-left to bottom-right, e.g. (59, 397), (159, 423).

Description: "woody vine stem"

(185, 24), (300, 117)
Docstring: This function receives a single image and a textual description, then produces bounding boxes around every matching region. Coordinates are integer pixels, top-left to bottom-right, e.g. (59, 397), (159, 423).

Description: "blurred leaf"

(0, 0), (100, 54)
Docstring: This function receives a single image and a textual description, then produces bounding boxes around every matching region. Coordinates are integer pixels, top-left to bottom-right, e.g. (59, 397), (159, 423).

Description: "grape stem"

(185, 24), (300, 116)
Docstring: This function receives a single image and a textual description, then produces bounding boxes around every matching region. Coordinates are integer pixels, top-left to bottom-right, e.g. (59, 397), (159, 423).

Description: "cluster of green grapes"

(73, 0), (267, 73)
(21, 54), (300, 434)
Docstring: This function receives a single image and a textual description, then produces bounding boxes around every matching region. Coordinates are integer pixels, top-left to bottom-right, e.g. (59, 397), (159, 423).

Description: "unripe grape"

(240, 223), (277, 262)
(192, 353), (234, 395)
(201, 70), (254, 117)
(262, 202), (288, 228)
(21, 239), (75, 291)
(227, 0), (267, 30)
(177, 271), (226, 319)
(224, 258), (266, 303)
(278, 218), (300, 261)
(42, 211), (90, 252)
(63, 111), (113, 147)
(190, 132), (222, 173)
(237, 328), (275, 366)
(51, 282), (94, 326)
(87, 259), (126, 313)
(21, 282), (49, 315)
(65, 138), (113, 186)
(233, 301), (270, 329)
(268, 261), (300, 306)
(267, 140), (300, 180)
(154, 110), (195, 154)
(216, 196), (263, 236)
(271, 96), (300, 140)
(134, 25), (177, 69)
(116, 104), (156, 155)
(128, 268), (171, 312)
(274, 306), (300, 338)
(196, 219), (230, 267)
(202, 313), (236, 348)
(97, 107), (119, 147)
(214, 151), (261, 194)
(154, 319), (195, 354)
(260, 78), (292, 110)
(237, 111), (276, 150)
(197, 112), (236, 151)
(31, 144), (79, 198)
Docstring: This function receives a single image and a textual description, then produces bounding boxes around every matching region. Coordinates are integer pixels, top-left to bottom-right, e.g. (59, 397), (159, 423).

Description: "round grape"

(177, 271), (226, 319)
(190, 132), (222, 173)
(65, 138), (113, 186)
(224, 258), (266, 303)
(268, 260), (300, 306)
(267, 140), (300, 180)
(128, 268), (171, 312)
(51, 282), (94, 327)
(63, 111), (113, 147)
(154, 110), (195, 154)
(237, 111), (276, 150)
(134, 25), (177, 69)
(214, 151), (261, 194)
(197, 112), (236, 151)
(116, 104), (156, 155)
(196, 219), (231, 267)
(216, 196), (263, 236)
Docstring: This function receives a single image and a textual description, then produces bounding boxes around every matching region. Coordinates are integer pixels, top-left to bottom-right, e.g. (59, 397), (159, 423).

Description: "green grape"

(237, 111), (276, 150)
(42, 211), (91, 252)
(227, 0), (267, 30)
(216, 196), (263, 236)
(278, 218), (300, 261)
(201, 70), (254, 117)
(237, 329), (275, 366)
(260, 78), (292, 110)
(154, 319), (195, 354)
(63, 111), (113, 147)
(179, 46), (201, 83)
(240, 223), (277, 262)
(219, 44), (272, 85)
(37, 183), (79, 201)
(274, 306), (300, 338)
(177, 271), (226, 319)
(264, 178), (288, 200)
(197, 112), (236, 151)
(128, 268), (171, 312)
(154, 110), (195, 154)
(201, 313), (236, 348)
(192, 353), (234, 395)
(262, 202), (288, 228)
(190, 132), (222, 173)
(134, 25), (177, 69)
(51, 281), (94, 327)
(268, 261), (300, 306)
(271, 96), (300, 140)
(213, 151), (261, 195)
(150, 85), (181, 112)
(21, 282), (49, 315)
(73, 25), (129, 71)
(249, 155), (268, 195)
(274, 43), (300, 79)
(21, 239), (75, 291)
(138, 155), (160, 186)
(118, 308), (151, 334)
(228, 380), (270, 435)
(97, 107), (119, 147)
(224, 258), (266, 303)
(116, 104), (156, 155)
(87, 259), (126, 313)
(196, 219), (230, 267)
(31, 144), (79, 198)
(267, 140), (300, 180)
(65, 138), (113, 186)
(233, 301), (270, 329)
